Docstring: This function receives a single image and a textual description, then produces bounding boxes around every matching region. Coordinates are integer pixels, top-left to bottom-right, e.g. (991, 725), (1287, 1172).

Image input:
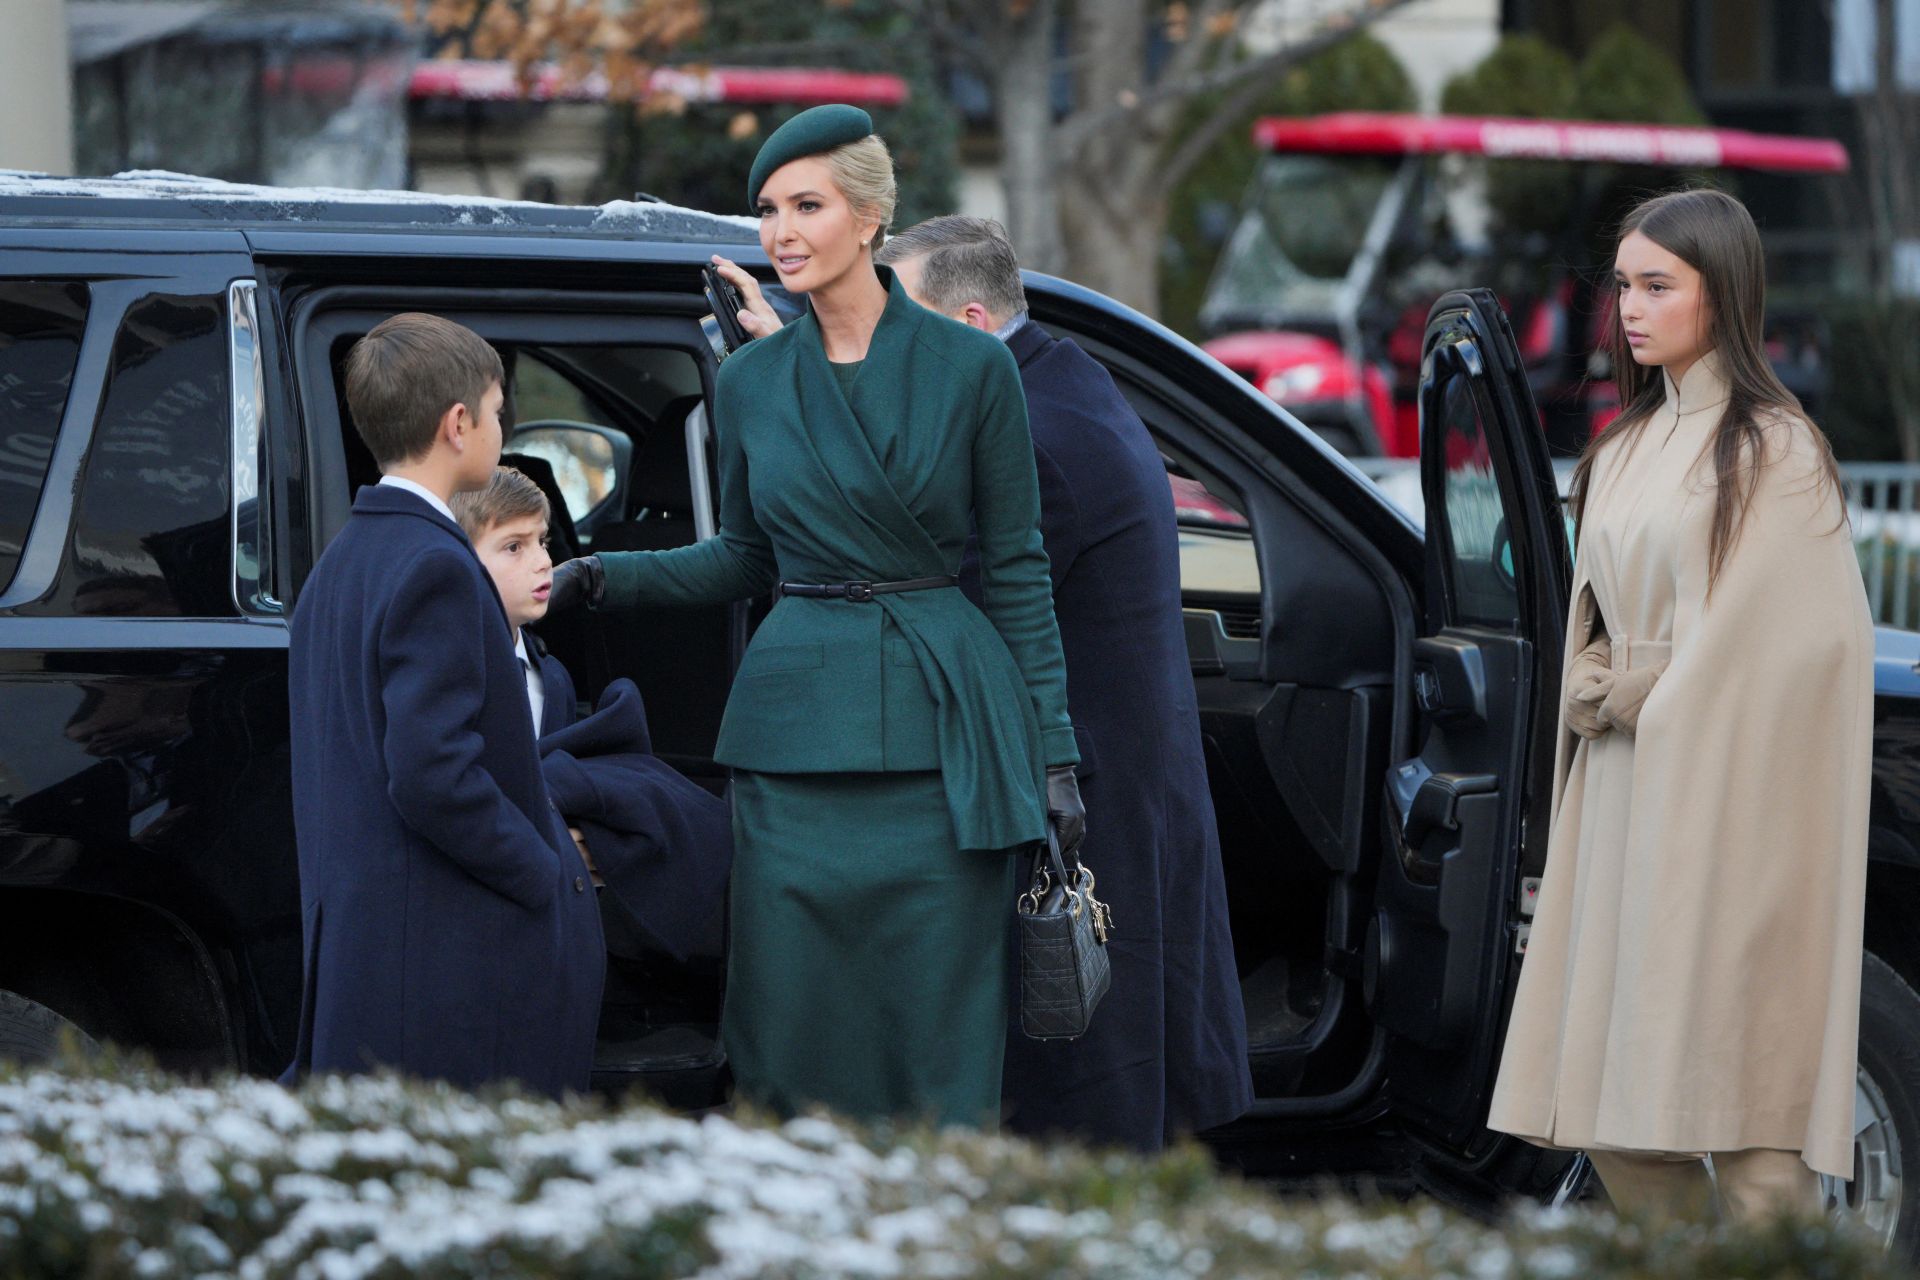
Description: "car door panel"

(1370, 289), (1570, 1151)
(1256, 683), (1392, 877)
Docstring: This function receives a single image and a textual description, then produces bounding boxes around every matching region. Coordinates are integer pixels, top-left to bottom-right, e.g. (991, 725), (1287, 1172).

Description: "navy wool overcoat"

(534, 655), (734, 964)
(985, 322), (1254, 1150)
(285, 484), (604, 1098)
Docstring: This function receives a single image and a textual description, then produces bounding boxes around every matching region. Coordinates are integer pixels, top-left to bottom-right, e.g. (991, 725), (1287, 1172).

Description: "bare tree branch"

(897, 0), (998, 77)
(1154, 28), (1299, 195)
(406, 0), (707, 96)
(1154, 0), (1255, 98)
(1056, 0), (1422, 154)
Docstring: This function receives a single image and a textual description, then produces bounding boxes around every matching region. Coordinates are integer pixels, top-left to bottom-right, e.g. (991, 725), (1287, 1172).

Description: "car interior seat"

(581, 395), (732, 767)
(604, 394), (705, 543)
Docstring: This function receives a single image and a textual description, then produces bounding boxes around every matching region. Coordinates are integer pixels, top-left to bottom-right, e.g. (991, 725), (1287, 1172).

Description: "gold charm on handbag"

(1073, 865), (1114, 944)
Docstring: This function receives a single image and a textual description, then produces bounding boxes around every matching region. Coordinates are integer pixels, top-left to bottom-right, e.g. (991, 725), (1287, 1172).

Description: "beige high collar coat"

(1486, 351), (1873, 1178)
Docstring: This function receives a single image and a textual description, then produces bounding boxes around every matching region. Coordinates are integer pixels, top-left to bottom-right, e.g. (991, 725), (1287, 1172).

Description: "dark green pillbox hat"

(747, 104), (874, 209)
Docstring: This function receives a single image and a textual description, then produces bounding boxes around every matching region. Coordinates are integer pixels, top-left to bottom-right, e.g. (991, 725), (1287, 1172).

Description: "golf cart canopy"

(1252, 112), (1850, 174)
(411, 62), (911, 106)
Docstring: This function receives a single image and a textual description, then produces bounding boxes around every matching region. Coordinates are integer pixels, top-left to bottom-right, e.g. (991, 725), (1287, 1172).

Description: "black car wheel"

(1827, 953), (1920, 1257)
(0, 989), (98, 1066)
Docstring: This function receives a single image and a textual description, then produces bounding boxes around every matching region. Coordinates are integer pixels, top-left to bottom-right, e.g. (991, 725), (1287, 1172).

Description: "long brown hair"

(1569, 188), (1841, 588)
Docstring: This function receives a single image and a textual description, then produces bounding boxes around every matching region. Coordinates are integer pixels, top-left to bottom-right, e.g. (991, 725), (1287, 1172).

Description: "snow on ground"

(0, 1066), (1897, 1279)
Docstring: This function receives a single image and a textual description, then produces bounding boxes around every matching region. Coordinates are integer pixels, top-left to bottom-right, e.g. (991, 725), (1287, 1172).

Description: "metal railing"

(1350, 457), (1920, 629)
(1844, 464), (1920, 630)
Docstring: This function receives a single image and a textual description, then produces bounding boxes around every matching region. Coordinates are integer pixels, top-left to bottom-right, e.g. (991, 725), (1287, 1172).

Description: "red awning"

(409, 60), (910, 107)
(1252, 112), (1849, 174)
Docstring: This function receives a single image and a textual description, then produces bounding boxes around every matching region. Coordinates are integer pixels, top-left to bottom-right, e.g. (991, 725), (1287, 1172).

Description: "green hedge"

(0, 1056), (1909, 1279)
(1441, 25), (1705, 240)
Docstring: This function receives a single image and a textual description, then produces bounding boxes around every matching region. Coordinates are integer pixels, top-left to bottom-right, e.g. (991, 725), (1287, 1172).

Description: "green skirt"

(723, 770), (1015, 1127)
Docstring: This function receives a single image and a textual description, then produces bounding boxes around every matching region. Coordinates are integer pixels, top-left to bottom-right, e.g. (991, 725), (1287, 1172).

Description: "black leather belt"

(778, 575), (958, 602)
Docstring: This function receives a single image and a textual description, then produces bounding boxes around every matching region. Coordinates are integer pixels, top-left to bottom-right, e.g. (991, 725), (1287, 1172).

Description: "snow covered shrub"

(0, 1057), (1908, 1279)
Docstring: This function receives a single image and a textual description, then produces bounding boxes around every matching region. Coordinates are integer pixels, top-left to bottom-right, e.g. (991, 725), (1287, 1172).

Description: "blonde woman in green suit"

(549, 106), (1083, 1126)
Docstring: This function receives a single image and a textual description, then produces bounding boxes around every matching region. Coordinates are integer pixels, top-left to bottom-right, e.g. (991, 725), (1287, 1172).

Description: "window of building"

(1834, 0), (1920, 92)
(1700, 0), (1848, 95)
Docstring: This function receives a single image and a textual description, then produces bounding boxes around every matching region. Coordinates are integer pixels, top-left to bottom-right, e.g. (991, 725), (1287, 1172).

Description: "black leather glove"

(1045, 764), (1086, 856)
(547, 555), (604, 612)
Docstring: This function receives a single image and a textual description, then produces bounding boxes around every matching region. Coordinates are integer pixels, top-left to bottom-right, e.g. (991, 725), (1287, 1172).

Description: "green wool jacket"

(598, 268), (1077, 852)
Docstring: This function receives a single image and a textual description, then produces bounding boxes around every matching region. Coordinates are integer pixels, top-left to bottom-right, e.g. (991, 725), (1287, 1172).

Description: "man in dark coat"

(285, 314), (603, 1098)
(879, 219), (1253, 1149)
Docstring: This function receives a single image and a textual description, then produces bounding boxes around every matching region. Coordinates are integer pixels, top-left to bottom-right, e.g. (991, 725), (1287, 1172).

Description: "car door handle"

(1403, 772), (1499, 849)
(1412, 636), (1490, 722)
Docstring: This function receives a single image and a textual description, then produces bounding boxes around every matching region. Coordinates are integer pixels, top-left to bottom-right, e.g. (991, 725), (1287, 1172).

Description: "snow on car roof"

(0, 169), (761, 240)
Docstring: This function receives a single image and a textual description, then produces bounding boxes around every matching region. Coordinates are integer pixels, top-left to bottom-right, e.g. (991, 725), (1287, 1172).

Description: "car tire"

(0, 989), (98, 1066)
(1832, 952), (1920, 1259)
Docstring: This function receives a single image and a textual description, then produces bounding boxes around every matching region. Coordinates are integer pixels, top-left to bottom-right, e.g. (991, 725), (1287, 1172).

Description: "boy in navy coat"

(454, 465), (734, 963)
(286, 314), (604, 1098)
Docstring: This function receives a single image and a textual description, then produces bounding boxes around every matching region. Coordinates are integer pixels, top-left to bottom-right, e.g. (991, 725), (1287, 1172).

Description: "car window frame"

(281, 286), (716, 606)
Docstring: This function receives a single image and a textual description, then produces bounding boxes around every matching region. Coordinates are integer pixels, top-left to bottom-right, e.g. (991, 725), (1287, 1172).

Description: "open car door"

(1368, 289), (1573, 1164)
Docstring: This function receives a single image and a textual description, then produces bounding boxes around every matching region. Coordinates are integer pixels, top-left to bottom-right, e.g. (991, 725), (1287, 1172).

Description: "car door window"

(0, 282), (90, 596)
(24, 291), (231, 618)
(507, 347), (709, 537)
(1428, 353), (1520, 629)
(513, 352), (604, 427)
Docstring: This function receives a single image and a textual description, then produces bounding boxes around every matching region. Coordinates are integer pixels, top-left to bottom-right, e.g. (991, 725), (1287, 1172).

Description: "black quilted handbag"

(1016, 828), (1112, 1040)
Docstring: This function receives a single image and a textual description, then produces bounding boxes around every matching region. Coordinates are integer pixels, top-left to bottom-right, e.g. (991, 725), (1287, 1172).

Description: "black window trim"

(1425, 340), (1524, 633)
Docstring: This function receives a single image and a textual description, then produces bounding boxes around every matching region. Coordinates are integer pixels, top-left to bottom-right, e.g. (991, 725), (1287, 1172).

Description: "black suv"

(4, 175), (1920, 1252)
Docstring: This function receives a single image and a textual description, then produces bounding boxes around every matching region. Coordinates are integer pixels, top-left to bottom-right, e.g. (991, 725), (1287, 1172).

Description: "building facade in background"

(0, 0), (74, 174)
(68, 0), (415, 191)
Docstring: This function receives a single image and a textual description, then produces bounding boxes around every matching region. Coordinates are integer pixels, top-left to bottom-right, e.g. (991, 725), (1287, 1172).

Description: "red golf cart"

(1199, 112), (1850, 456)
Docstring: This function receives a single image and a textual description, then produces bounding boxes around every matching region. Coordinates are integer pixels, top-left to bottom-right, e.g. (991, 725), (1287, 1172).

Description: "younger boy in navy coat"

(285, 314), (604, 1098)
(454, 465), (735, 963)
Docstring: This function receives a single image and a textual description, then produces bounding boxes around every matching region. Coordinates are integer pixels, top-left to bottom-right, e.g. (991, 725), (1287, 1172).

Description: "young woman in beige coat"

(1486, 188), (1873, 1221)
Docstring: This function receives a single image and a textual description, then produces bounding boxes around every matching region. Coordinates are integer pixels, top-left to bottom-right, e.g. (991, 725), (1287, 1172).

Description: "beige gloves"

(1565, 638), (1613, 739)
(1564, 634), (1666, 739)
(1597, 660), (1666, 736)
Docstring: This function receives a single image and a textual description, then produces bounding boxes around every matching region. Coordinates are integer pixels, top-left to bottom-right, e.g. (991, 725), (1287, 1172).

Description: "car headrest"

(629, 394), (703, 518)
(498, 451), (582, 562)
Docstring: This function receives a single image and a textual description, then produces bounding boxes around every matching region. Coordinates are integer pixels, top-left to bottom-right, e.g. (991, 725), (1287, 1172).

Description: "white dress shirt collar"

(377, 474), (459, 526)
(513, 627), (546, 733)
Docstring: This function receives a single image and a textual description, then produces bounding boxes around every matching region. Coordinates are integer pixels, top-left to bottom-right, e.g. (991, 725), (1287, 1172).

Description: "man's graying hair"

(876, 215), (1027, 322)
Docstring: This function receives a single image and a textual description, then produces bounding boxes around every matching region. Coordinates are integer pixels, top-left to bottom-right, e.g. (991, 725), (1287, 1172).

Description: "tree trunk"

(985, 0), (1423, 316)
(1057, 164), (1165, 316)
(991, 0), (1063, 275)
(1052, 0), (1163, 310)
